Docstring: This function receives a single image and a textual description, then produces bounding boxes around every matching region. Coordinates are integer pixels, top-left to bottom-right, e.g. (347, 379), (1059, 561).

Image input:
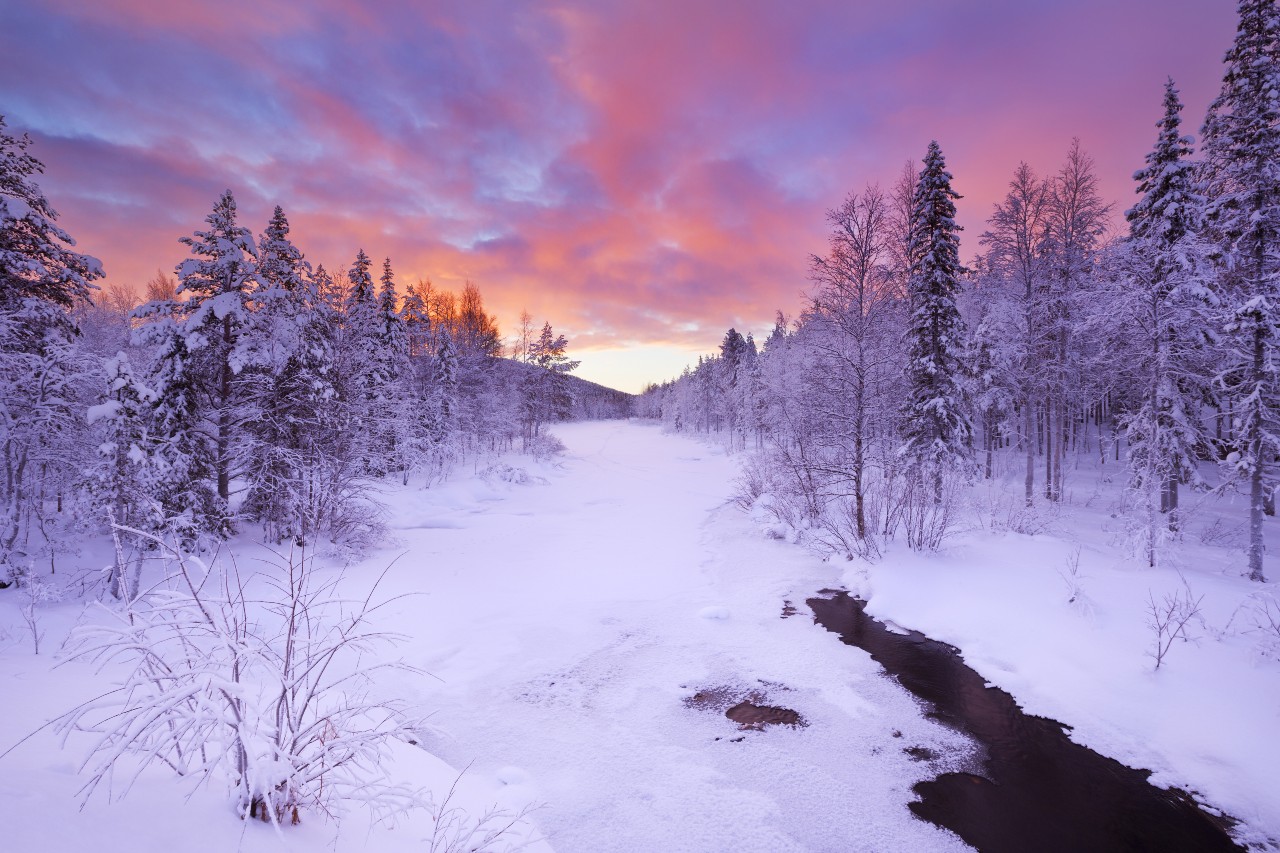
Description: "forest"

(0, 165), (632, 587)
(639, 7), (1280, 581)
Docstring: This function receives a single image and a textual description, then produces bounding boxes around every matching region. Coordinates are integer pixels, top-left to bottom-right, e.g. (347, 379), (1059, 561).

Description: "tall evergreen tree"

(1202, 0), (1280, 581)
(429, 330), (458, 450)
(1120, 80), (1214, 557)
(169, 189), (260, 507)
(899, 141), (973, 501)
(521, 322), (579, 448)
(0, 116), (103, 568)
(241, 207), (317, 542)
(341, 250), (393, 475)
(84, 352), (155, 595)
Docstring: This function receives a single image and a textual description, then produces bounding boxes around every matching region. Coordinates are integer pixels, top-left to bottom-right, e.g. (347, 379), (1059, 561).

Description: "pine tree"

(378, 259), (407, 362)
(427, 330), (459, 477)
(241, 207), (315, 543)
(718, 328), (750, 448)
(401, 281), (430, 360)
(899, 141), (973, 502)
(1120, 80), (1214, 559)
(0, 116), (104, 568)
(521, 321), (579, 448)
(1202, 0), (1280, 581)
(84, 352), (155, 596)
(0, 116), (102, 332)
(139, 320), (229, 542)
(340, 249), (389, 475)
(376, 259), (417, 482)
(170, 189), (260, 507)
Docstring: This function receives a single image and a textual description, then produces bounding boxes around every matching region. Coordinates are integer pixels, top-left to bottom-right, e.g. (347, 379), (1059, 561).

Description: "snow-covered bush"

(480, 463), (546, 486)
(58, 531), (423, 825)
(811, 492), (883, 561)
(526, 432), (565, 461)
(18, 571), (59, 654)
(1246, 593), (1280, 662)
(732, 455), (771, 512)
(1146, 577), (1204, 670)
(426, 773), (540, 853)
(893, 473), (961, 552)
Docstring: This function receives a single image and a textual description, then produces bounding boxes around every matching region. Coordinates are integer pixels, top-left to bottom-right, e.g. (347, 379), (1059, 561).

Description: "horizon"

(1, 0), (1236, 393)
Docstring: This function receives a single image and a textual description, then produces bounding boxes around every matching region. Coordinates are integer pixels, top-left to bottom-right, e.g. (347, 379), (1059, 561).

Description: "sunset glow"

(1, 0), (1234, 391)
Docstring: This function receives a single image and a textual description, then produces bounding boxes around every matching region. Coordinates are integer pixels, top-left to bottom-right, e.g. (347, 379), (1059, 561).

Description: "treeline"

(0, 144), (628, 582)
(640, 2), (1280, 578)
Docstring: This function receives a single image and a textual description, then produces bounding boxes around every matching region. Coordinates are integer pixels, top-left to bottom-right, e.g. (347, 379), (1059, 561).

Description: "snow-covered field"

(2, 419), (1279, 850)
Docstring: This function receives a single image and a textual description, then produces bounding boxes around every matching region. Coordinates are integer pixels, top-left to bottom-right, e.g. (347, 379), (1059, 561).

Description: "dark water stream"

(807, 590), (1243, 853)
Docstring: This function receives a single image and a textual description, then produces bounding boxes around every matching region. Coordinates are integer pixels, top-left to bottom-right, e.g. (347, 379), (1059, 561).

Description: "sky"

(0, 0), (1237, 393)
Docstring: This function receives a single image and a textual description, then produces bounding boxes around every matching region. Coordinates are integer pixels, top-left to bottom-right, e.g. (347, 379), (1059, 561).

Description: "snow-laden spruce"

(899, 141), (973, 504)
(1202, 0), (1280, 583)
(0, 115), (103, 573)
(1110, 80), (1216, 566)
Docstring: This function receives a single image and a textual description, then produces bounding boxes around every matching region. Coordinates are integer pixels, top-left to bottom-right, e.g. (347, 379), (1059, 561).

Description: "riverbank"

(773, 459), (1280, 848)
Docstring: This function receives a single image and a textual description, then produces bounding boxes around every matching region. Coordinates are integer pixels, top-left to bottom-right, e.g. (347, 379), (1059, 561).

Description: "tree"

(1117, 80), (1214, 560)
(0, 115), (103, 570)
(83, 352), (155, 596)
(428, 330), (459, 456)
(806, 184), (905, 542)
(241, 207), (319, 543)
(521, 321), (579, 448)
(340, 249), (391, 476)
(0, 116), (101, 327)
(1042, 140), (1112, 501)
(456, 281), (501, 360)
(135, 317), (229, 542)
(171, 189), (260, 506)
(512, 309), (536, 364)
(718, 328), (751, 448)
(402, 280), (431, 360)
(979, 163), (1054, 505)
(899, 141), (973, 502)
(1201, 0), (1280, 582)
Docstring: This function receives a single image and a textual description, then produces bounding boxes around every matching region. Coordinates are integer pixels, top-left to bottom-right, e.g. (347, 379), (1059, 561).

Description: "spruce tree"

(84, 352), (155, 595)
(0, 116), (103, 567)
(341, 250), (391, 475)
(521, 322), (579, 448)
(242, 207), (315, 542)
(899, 141), (973, 502)
(428, 330), (459, 464)
(1202, 0), (1280, 581)
(170, 189), (260, 506)
(1121, 80), (1213, 556)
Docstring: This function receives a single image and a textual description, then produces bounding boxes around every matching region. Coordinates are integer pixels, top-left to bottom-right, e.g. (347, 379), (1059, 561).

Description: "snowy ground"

(2, 420), (974, 852)
(2, 419), (1278, 850)
(829, 457), (1280, 849)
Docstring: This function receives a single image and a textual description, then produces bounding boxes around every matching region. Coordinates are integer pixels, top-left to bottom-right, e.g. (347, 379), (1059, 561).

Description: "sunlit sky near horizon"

(1, 0), (1236, 393)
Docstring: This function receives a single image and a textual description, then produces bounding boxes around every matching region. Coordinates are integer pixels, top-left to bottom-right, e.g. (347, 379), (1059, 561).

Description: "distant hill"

(490, 357), (634, 420)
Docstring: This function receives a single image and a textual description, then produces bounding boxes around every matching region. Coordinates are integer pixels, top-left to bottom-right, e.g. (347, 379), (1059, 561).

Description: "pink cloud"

(0, 0), (1238, 387)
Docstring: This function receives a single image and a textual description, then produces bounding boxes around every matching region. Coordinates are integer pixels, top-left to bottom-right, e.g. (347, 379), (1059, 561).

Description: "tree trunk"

(1248, 324), (1267, 583)
(1024, 401), (1034, 507)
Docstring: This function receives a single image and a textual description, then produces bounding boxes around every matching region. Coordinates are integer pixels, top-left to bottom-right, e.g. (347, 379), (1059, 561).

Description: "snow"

(2, 419), (1278, 849)
(86, 400), (120, 424)
(1, 421), (974, 852)
(829, 469), (1280, 847)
